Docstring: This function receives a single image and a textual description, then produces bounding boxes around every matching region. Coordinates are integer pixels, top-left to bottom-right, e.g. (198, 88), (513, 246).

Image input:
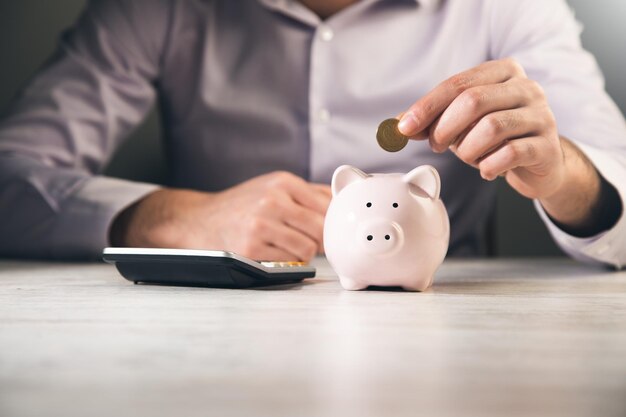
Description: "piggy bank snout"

(357, 218), (404, 255)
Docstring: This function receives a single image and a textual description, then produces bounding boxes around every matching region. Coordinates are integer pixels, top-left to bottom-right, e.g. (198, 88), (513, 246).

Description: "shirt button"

(319, 25), (334, 42)
(317, 108), (331, 123)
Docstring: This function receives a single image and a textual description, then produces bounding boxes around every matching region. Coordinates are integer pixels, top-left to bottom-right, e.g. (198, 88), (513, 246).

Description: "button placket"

(308, 23), (336, 180)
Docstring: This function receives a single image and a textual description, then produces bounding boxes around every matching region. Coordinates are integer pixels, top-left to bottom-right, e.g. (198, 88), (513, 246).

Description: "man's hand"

(397, 58), (621, 236)
(398, 58), (565, 200)
(110, 171), (331, 262)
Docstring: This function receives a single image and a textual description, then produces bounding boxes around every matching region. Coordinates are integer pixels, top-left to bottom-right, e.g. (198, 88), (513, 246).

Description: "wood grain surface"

(1, 258), (625, 417)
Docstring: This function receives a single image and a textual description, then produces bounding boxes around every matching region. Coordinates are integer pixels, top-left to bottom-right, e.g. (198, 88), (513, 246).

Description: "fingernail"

(482, 173), (495, 181)
(398, 112), (419, 136)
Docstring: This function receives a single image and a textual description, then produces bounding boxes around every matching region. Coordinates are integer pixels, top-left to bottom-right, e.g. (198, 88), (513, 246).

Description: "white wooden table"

(1, 258), (625, 417)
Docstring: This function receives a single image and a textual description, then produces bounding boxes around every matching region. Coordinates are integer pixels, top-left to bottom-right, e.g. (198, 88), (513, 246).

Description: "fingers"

(253, 172), (330, 259)
(429, 78), (540, 152)
(396, 112), (428, 140)
(451, 107), (546, 165)
(276, 195), (326, 249)
(240, 215), (318, 261)
(276, 174), (330, 215)
(310, 183), (330, 254)
(477, 136), (547, 181)
(311, 183), (332, 198)
(264, 175), (329, 246)
(268, 221), (318, 261)
(398, 58), (526, 137)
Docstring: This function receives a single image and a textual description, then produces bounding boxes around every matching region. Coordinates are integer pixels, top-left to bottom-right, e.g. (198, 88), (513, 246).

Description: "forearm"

(109, 188), (215, 247)
(539, 137), (622, 237)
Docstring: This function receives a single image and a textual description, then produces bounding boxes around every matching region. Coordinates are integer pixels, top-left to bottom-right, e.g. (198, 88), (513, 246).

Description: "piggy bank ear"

(332, 165), (368, 196)
(403, 165), (441, 199)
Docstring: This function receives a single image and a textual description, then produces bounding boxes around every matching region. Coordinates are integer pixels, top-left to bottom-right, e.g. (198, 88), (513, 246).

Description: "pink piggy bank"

(323, 165), (450, 291)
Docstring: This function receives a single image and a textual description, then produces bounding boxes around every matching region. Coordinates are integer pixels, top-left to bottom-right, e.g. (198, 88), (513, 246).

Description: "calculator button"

(261, 261), (308, 268)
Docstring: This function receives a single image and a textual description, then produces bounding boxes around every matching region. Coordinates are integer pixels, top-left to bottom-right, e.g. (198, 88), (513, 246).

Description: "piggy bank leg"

(427, 273), (435, 287)
(401, 284), (428, 292)
(339, 276), (369, 291)
(402, 276), (433, 292)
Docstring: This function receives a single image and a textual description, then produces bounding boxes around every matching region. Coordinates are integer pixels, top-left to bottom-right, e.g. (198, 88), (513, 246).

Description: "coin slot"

(366, 202), (372, 208)
(367, 235), (373, 241)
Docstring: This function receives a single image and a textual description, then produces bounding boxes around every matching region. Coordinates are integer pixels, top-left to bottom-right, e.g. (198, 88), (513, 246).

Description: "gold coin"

(376, 118), (409, 152)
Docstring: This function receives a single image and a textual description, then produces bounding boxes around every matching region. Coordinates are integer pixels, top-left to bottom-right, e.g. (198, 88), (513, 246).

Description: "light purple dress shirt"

(0, 0), (625, 265)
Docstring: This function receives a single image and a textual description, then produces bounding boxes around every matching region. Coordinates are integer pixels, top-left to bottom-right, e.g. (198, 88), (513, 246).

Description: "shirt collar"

(257, 0), (440, 27)
(259, 0), (441, 15)
(415, 0), (440, 9)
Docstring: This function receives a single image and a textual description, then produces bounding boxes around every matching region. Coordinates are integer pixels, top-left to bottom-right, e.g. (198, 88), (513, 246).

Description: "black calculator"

(102, 247), (316, 288)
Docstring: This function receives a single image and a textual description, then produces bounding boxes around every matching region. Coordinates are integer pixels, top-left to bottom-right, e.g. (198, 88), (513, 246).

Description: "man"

(0, 0), (624, 267)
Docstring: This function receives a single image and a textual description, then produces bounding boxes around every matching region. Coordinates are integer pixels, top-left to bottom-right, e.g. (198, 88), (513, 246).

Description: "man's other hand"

(109, 172), (331, 262)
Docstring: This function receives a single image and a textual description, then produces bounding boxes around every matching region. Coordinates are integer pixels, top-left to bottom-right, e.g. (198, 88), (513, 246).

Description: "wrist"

(108, 190), (165, 247)
(539, 137), (621, 237)
(109, 188), (219, 248)
(109, 189), (180, 247)
(109, 200), (141, 246)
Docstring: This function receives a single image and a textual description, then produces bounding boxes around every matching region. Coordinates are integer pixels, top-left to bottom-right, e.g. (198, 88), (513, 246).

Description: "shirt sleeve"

(0, 0), (171, 259)
(488, 0), (626, 269)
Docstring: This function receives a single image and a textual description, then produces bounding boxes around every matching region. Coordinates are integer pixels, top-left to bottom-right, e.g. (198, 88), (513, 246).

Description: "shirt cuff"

(534, 143), (626, 269)
(51, 176), (160, 259)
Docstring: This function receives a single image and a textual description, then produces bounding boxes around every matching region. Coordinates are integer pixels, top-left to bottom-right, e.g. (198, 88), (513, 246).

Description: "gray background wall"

(1, 1), (624, 257)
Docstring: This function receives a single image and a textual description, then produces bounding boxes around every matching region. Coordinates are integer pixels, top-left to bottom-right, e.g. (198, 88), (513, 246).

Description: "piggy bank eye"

(393, 203), (398, 208)
(366, 202), (372, 208)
